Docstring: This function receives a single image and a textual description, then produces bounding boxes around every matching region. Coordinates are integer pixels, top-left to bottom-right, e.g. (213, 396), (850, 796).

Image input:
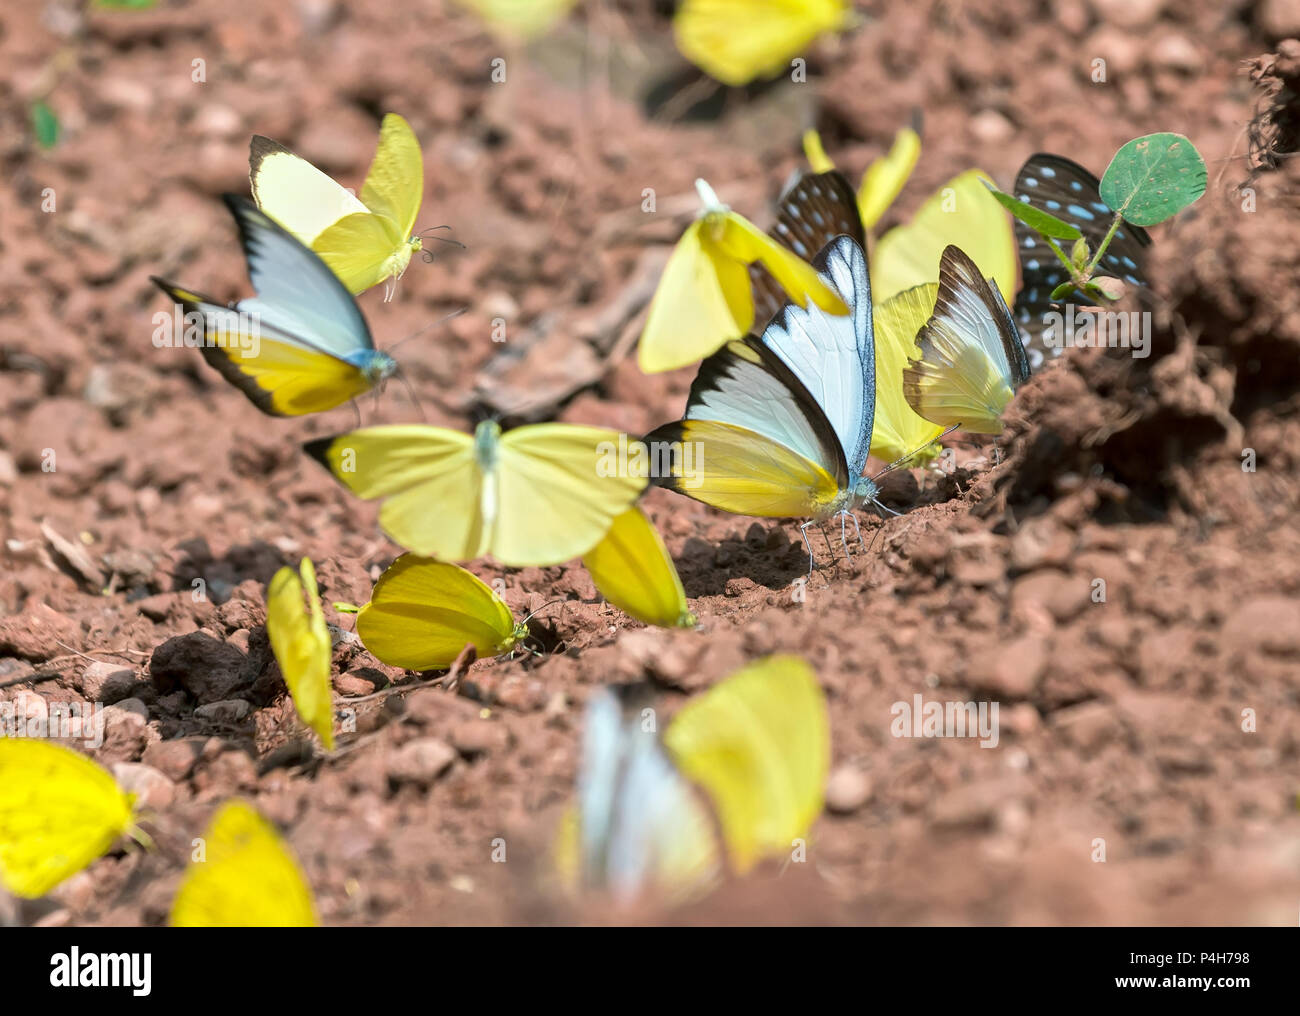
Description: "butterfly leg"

(818, 522), (836, 567)
(838, 510), (853, 564)
(799, 521), (818, 576)
(870, 497), (903, 519)
(849, 511), (868, 555)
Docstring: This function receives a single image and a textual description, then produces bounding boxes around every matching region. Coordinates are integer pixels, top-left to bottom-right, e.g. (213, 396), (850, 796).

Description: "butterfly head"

(359, 350), (399, 386)
(853, 475), (879, 506)
(473, 419), (503, 470)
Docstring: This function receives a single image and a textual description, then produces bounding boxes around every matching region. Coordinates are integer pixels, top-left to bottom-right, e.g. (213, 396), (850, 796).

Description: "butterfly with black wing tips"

(152, 195), (398, 417)
(646, 234), (892, 570)
(1011, 153), (1152, 371)
(902, 245), (1030, 435)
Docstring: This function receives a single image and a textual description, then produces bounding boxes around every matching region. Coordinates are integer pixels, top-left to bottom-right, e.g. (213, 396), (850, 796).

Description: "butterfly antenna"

(417, 226), (465, 264)
(522, 598), (569, 626)
(387, 307), (467, 353)
(872, 424), (961, 480)
(393, 365), (427, 422)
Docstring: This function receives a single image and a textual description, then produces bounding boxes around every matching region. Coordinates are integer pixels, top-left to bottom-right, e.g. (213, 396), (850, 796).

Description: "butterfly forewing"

(749, 170), (864, 329)
(1011, 154), (1151, 370)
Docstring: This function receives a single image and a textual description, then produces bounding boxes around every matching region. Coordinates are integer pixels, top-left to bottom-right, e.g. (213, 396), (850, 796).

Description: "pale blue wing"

(223, 195), (377, 363)
(759, 235), (875, 479)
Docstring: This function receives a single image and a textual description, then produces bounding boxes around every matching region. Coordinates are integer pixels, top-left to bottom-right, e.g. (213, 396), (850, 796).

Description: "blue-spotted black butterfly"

(1011, 153), (1151, 371)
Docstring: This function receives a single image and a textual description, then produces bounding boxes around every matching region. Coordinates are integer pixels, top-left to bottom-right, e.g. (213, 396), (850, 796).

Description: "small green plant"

(31, 100), (60, 149)
(985, 132), (1206, 303)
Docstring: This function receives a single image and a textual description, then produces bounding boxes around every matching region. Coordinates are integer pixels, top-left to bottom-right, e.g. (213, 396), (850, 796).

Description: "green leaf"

(1088, 276), (1126, 301)
(93, 0), (160, 8)
(1050, 281), (1077, 301)
(31, 101), (59, 149)
(981, 181), (1082, 240)
(1099, 132), (1207, 227)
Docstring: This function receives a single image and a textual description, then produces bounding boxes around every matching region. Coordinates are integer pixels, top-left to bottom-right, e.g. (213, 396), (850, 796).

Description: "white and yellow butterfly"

(903, 245), (1031, 434)
(0, 740), (141, 899)
(554, 655), (828, 904)
(170, 800), (317, 927)
(674, 0), (853, 87)
(249, 113), (429, 299)
(265, 557), (335, 750)
(451, 0), (577, 39)
(306, 421), (648, 568)
(152, 197), (398, 417)
(645, 235), (902, 565)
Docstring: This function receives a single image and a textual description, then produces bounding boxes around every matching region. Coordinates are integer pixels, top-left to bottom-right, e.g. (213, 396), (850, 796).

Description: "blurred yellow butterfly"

(803, 128), (1018, 305)
(582, 507), (696, 629)
(152, 197), (398, 417)
(266, 557), (335, 750)
(674, 0), (853, 87)
(170, 800), (317, 927)
(903, 245), (1030, 434)
(250, 113), (427, 299)
(356, 555), (530, 671)
(452, 0), (577, 39)
(553, 654), (828, 903)
(638, 178), (848, 374)
(306, 420), (648, 568)
(0, 740), (140, 898)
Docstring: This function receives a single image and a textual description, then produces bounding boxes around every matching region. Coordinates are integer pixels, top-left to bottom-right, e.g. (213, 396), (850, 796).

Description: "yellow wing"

(266, 558), (335, 750)
(583, 507), (696, 629)
(639, 209), (847, 374)
(554, 687), (721, 905)
(856, 125), (922, 231)
(357, 555), (523, 670)
(307, 423), (647, 568)
(249, 135), (368, 247)
(664, 655), (829, 874)
(491, 424), (650, 566)
(871, 283), (945, 465)
(674, 0), (852, 87)
(452, 0), (576, 39)
(0, 740), (136, 899)
(170, 801), (317, 927)
(638, 219), (754, 374)
(305, 426), (484, 560)
(872, 169), (1018, 304)
(311, 212), (410, 297)
(647, 419), (844, 520)
(359, 113), (423, 241)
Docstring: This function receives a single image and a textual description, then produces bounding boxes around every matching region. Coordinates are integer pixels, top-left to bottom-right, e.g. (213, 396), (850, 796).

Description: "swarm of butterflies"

(0, 81), (1156, 919)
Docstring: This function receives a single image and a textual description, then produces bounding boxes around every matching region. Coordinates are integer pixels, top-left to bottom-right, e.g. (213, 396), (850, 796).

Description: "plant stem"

(1084, 211), (1124, 277)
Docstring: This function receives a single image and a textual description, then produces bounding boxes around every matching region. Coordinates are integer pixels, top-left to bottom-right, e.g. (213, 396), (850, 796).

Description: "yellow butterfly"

(451, 0), (577, 39)
(803, 128), (1018, 306)
(305, 420), (648, 568)
(170, 800), (317, 927)
(871, 283), (945, 466)
(356, 555), (530, 671)
(582, 507), (696, 629)
(903, 245), (1030, 434)
(265, 558), (335, 750)
(0, 740), (139, 899)
(152, 197), (398, 417)
(250, 113), (426, 299)
(638, 178), (848, 374)
(674, 0), (853, 87)
(554, 654), (828, 903)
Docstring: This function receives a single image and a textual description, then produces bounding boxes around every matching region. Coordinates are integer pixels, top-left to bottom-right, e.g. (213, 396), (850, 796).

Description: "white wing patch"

(759, 235), (874, 478)
(226, 197), (375, 362)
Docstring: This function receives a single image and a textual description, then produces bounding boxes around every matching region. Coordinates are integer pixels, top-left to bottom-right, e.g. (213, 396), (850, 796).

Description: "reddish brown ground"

(2, 1), (1299, 925)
